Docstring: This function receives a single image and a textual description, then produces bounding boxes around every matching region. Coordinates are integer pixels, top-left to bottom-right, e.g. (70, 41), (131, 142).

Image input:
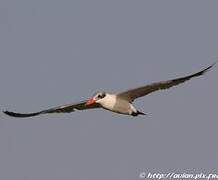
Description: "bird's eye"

(97, 94), (102, 98)
(97, 92), (106, 99)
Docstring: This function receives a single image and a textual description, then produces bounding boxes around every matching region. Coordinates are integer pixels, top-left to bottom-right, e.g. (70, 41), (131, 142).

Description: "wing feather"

(117, 64), (215, 102)
(3, 100), (100, 118)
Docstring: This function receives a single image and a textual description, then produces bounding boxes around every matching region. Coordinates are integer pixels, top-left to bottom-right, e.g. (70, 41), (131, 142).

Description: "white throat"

(96, 93), (117, 110)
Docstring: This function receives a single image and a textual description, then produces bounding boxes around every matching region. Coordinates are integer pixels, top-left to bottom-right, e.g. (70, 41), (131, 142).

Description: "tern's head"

(86, 91), (106, 106)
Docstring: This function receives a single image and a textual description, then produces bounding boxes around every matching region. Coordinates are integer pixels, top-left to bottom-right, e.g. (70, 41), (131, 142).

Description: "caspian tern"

(3, 63), (215, 118)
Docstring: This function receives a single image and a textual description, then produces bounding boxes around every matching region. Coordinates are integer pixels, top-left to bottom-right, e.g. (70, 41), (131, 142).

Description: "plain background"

(0, 0), (218, 179)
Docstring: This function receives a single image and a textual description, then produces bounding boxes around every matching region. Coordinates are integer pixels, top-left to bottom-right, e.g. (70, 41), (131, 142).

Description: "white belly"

(97, 94), (132, 115)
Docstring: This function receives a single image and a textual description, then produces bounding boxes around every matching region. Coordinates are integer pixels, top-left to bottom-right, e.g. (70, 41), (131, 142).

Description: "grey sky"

(0, 0), (218, 179)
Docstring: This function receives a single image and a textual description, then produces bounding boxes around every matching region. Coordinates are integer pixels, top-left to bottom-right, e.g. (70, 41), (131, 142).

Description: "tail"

(131, 110), (146, 117)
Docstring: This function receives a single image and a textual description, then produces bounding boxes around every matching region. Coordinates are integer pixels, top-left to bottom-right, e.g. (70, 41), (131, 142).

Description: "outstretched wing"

(3, 100), (101, 118)
(117, 63), (215, 102)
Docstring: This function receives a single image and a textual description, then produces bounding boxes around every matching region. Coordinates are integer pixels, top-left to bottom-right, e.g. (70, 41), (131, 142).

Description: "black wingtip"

(203, 62), (216, 73)
(3, 111), (41, 118)
(190, 62), (216, 78)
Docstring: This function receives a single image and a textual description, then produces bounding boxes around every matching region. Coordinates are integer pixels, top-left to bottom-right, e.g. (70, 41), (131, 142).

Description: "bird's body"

(99, 94), (138, 115)
(3, 63), (215, 118)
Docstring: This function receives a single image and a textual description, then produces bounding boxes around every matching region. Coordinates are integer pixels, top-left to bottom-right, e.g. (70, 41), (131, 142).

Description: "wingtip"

(209, 61), (216, 68)
(3, 111), (17, 117)
(198, 62), (216, 76)
(211, 61), (217, 68)
(3, 110), (41, 118)
(3, 110), (12, 115)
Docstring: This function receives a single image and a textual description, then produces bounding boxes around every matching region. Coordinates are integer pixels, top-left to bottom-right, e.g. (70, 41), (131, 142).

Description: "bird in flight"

(3, 63), (215, 118)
